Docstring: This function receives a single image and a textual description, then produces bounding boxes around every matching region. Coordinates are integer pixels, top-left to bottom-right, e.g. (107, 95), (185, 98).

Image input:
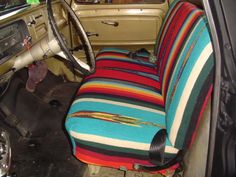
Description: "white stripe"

(71, 131), (150, 150)
(70, 131), (179, 154)
(167, 19), (204, 102)
(73, 98), (165, 116)
(169, 42), (213, 144)
(165, 146), (179, 154)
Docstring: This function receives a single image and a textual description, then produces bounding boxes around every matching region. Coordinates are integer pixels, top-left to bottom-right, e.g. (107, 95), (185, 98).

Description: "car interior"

(0, 0), (214, 177)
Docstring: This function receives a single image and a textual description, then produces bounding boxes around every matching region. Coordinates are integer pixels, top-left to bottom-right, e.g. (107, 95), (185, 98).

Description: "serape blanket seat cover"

(65, 0), (214, 172)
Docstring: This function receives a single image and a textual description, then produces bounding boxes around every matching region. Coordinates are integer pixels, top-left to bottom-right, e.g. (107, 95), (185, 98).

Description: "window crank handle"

(86, 32), (99, 37)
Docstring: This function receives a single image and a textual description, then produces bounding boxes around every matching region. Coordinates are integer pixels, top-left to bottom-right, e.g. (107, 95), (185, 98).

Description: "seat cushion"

(66, 75), (178, 170)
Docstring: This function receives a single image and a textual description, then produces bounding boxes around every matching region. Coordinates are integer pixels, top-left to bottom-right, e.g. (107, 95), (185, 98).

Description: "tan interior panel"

(72, 2), (168, 50)
(80, 16), (161, 45)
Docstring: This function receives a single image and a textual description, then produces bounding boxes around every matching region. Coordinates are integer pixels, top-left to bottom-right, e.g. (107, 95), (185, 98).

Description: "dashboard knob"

(27, 20), (36, 27)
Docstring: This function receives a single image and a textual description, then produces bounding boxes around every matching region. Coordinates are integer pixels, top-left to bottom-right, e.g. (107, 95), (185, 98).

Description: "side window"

(76, 0), (165, 4)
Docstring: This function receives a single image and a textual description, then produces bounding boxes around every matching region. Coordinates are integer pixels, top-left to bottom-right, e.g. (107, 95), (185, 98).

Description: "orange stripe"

(80, 84), (164, 105)
(81, 83), (162, 99)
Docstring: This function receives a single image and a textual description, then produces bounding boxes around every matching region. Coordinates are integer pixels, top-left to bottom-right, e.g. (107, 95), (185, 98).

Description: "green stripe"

(75, 138), (149, 157)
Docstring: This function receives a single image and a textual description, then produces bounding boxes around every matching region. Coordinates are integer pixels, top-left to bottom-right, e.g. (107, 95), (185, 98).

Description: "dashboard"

(0, 20), (29, 64)
(0, 1), (67, 76)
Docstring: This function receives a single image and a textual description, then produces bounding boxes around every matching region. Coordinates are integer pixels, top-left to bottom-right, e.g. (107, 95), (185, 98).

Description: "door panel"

(72, 1), (168, 51)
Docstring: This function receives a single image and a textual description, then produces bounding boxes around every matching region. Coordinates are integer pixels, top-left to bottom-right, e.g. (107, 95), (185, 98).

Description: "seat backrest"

(155, 0), (205, 98)
(155, 0), (214, 149)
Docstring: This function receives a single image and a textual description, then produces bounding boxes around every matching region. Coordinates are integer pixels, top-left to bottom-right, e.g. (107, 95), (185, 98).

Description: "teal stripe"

(166, 28), (211, 133)
(175, 55), (214, 148)
(66, 100), (165, 144)
(66, 118), (163, 144)
(68, 100), (165, 125)
(166, 18), (207, 108)
(99, 47), (130, 54)
(136, 52), (150, 58)
(96, 56), (155, 67)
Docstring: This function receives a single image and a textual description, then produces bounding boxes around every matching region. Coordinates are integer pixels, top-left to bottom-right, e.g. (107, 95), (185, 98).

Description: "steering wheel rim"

(46, 0), (95, 75)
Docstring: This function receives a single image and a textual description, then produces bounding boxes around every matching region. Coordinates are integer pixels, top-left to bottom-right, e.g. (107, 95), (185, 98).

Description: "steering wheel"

(46, 0), (95, 75)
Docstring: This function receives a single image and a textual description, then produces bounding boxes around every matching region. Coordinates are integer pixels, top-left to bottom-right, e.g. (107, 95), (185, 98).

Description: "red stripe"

(85, 69), (161, 90)
(75, 146), (152, 170)
(156, 2), (184, 55)
(96, 60), (157, 74)
(158, 4), (198, 84)
(189, 84), (213, 147)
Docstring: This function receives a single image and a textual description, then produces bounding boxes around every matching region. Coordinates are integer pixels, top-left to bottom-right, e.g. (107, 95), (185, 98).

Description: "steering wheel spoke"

(46, 0), (95, 75)
(57, 51), (91, 72)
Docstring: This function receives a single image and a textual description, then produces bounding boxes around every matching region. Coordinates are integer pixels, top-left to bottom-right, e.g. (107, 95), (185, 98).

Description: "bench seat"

(65, 0), (214, 173)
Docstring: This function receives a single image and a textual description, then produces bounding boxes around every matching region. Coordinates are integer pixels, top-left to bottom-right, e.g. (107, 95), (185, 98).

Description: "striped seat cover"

(65, 0), (214, 172)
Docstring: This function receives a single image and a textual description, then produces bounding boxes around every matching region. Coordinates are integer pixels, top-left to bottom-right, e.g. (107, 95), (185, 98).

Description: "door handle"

(101, 20), (119, 27)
